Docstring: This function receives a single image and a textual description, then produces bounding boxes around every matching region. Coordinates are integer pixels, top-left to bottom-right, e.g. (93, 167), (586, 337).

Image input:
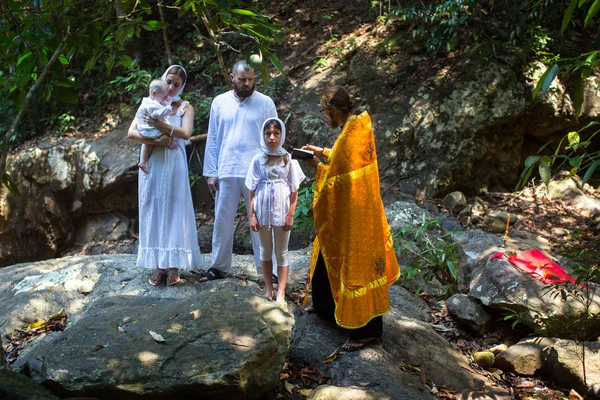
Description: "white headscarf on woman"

(161, 65), (187, 102)
(260, 117), (287, 157)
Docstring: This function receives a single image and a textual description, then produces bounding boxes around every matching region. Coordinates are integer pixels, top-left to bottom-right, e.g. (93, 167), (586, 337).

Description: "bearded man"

(202, 60), (278, 281)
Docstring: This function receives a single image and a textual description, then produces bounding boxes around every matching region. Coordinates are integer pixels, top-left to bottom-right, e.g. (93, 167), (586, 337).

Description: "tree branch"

(0, 36), (69, 185)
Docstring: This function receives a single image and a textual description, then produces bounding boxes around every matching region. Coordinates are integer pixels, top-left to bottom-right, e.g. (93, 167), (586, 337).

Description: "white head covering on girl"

(260, 117), (287, 157)
(161, 65), (187, 102)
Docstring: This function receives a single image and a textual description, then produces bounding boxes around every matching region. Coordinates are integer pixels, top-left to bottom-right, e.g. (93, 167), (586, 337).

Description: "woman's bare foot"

(138, 162), (148, 174)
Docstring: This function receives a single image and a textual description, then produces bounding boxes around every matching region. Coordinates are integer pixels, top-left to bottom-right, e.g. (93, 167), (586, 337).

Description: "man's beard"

(234, 83), (255, 98)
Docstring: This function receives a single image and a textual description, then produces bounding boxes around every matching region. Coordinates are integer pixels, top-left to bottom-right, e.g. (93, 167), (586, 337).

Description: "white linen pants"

(210, 177), (277, 275)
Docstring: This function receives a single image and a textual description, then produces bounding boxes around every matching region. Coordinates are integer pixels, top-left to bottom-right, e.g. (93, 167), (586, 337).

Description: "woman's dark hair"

(263, 119), (282, 132)
(166, 66), (187, 85)
(320, 85), (355, 114)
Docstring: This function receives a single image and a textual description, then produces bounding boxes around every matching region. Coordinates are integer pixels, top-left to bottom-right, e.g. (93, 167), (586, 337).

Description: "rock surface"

(1, 254), (294, 399)
(468, 250), (600, 337)
(1, 252), (510, 399)
(494, 338), (556, 375)
(446, 294), (493, 335)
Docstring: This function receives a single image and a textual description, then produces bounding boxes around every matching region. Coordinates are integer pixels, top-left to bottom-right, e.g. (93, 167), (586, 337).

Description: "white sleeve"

(151, 104), (173, 120)
(203, 100), (220, 177)
(266, 97), (277, 119)
(287, 160), (306, 192)
(245, 155), (261, 191)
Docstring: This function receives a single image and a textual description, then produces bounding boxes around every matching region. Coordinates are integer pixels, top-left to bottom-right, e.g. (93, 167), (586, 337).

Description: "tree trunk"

(157, 1), (173, 65)
(198, 5), (231, 89)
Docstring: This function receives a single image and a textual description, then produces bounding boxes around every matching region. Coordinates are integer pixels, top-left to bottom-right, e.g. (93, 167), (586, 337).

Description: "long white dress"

(137, 101), (202, 270)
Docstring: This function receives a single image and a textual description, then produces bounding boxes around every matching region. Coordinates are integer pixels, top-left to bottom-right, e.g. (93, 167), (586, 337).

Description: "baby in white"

(136, 79), (173, 173)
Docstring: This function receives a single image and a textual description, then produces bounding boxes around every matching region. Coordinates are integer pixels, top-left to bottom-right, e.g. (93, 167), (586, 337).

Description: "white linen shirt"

(204, 90), (277, 179)
(245, 154), (305, 227)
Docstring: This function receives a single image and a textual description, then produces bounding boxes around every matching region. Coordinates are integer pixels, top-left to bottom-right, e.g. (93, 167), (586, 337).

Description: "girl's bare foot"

(265, 287), (274, 300)
(276, 287), (286, 304)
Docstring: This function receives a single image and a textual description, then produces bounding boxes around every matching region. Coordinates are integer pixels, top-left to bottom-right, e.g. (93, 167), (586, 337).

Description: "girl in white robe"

(246, 117), (305, 303)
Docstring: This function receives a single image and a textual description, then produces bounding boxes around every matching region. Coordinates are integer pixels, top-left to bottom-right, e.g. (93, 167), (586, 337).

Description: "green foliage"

(389, 0), (475, 53)
(532, 1), (600, 118)
(394, 214), (460, 296)
(183, 90), (212, 133)
(294, 182), (315, 235)
(0, 0), (164, 190)
(516, 121), (600, 189)
(109, 63), (153, 106)
(188, 171), (204, 187)
(56, 113), (78, 136)
(175, 0), (284, 85)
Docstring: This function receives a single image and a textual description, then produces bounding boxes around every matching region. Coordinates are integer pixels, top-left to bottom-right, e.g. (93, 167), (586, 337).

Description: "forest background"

(1, 0), (600, 191)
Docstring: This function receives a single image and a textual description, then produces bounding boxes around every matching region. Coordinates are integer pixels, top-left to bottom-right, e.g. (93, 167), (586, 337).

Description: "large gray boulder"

(290, 284), (511, 399)
(0, 128), (139, 267)
(0, 368), (60, 400)
(446, 294), (493, 335)
(544, 339), (600, 399)
(0, 254), (294, 399)
(494, 337), (556, 375)
(468, 250), (600, 337)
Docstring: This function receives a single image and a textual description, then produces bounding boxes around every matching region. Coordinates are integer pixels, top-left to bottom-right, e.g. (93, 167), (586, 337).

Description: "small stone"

(443, 191), (467, 214)
(488, 344), (509, 355)
(473, 351), (495, 369)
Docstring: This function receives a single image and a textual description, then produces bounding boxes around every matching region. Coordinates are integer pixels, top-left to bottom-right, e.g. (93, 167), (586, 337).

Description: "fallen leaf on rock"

(149, 330), (166, 343)
(568, 389), (584, 400)
(26, 320), (47, 331)
(91, 344), (107, 351)
(322, 346), (340, 363)
(297, 388), (314, 397)
(407, 364), (422, 372)
(48, 309), (66, 320)
(284, 381), (297, 393)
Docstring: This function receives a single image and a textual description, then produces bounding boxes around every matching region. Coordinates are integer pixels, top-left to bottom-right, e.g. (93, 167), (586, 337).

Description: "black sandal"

(198, 268), (224, 282)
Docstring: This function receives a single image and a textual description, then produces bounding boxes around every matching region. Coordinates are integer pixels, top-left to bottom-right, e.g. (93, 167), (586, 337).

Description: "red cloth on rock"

(491, 249), (585, 288)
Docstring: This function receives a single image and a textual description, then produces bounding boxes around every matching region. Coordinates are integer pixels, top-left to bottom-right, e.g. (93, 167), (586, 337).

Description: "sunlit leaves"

(532, 64), (559, 100)
(517, 123), (600, 190)
(176, 0), (283, 78)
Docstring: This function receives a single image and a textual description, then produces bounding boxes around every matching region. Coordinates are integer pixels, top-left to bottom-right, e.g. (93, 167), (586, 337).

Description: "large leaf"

(539, 162), (552, 186)
(524, 155), (540, 168)
(585, 0), (600, 26)
(230, 8), (257, 16)
(567, 131), (580, 149)
(2, 172), (21, 196)
(541, 64), (559, 93)
(573, 72), (584, 118)
(582, 160), (600, 184)
(562, 0), (578, 32)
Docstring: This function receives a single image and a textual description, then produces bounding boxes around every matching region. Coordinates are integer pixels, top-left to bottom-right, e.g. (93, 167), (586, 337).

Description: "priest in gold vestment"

(302, 86), (400, 351)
